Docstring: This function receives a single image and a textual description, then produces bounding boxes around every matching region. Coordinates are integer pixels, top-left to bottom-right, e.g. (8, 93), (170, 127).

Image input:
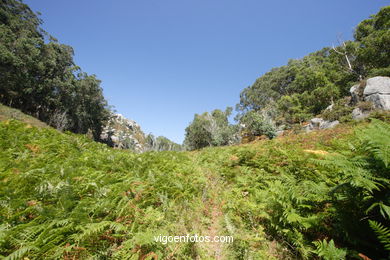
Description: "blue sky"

(25, 0), (388, 144)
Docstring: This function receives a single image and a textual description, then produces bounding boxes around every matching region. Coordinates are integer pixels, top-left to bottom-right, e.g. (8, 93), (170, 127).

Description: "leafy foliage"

(313, 239), (346, 260)
(237, 6), (390, 128)
(0, 120), (206, 259)
(184, 107), (239, 150)
(320, 98), (353, 122)
(198, 119), (390, 259)
(1, 115), (390, 259)
(145, 134), (182, 152)
(239, 110), (276, 139)
(369, 220), (390, 251)
(0, 0), (109, 139)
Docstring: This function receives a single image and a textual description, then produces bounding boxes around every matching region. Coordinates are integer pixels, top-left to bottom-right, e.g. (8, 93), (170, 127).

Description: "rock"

(100, 113), (181, 152)
(275, 125), (286, 136)
(310, 118), (324, 128)
(363, 76), (390, 110)
(352, 107), (370, 120)
(100, 113), (146, 153)
(320, 120), (339, 129)
(350, 84), (363, 104)
(365, 93), (390, 110)
(303, 125), (311, 132)
(305, 117), (339, 132)
(110, 135), (119, 143)
(363, 76), (390, 96)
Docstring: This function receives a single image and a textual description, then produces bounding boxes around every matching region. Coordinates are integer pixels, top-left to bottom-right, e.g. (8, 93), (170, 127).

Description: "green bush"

(321, 98), (353, 122)
(184, 107), (239, 150)
(240, 110), (276, 139)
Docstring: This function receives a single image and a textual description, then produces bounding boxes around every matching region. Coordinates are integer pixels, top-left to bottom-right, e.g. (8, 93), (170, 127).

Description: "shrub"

(321, 98), (353, 121)
(356, 101), (374, 111)
(184, 107), (239, 150)
(240, 110), (276, 139)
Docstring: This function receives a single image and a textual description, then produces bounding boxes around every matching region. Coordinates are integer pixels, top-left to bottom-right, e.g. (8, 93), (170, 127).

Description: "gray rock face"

(100, 113), (181, 152)
(349, 76), (390, 110)
(320, 120), (340, 130)
(363, 77), (390, 110)
(350, 84), (362, 104)
(365, 93), (390, 110)
(304, 117), (339, 132)
(310, 118), (324, 128)
(363, 76), (390, 96)
(352, 108), (370, 120)
(100, 113), (146, 153)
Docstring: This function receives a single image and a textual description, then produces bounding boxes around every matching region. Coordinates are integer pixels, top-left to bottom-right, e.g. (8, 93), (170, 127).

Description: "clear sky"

(24, 0), (388, 144)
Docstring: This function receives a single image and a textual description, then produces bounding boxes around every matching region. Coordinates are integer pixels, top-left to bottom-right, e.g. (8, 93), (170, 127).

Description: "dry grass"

(0, 103), (48, 128)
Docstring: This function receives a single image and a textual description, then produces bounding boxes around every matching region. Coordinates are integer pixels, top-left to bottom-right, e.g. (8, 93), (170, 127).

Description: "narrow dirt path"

(195, 166), (230, 260)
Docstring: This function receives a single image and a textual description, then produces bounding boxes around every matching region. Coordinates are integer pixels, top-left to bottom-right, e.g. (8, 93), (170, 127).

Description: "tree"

(184, 107), (239, 150)
(239, 110), (276, 139)
(145, 134), (182, 151)
(354, 6), (390, 77)
(0, 0), (110, 140)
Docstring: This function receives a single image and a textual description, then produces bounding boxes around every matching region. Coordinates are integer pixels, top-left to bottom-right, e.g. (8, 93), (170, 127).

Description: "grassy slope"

(0, 104), (48, 128)
(0, 108), (387, 259)
(193, 123), (359, 259)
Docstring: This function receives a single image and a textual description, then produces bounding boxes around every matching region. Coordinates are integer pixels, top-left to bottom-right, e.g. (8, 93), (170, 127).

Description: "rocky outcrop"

(100, 113), (182, 152)
(350, 76), (390, 110)
(100, 113), (146, 152)
(364, 77), (390, 110)
(304, 118), (339, 132)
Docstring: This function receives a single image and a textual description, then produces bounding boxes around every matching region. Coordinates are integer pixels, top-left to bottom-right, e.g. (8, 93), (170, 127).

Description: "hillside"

(1, 1), (390, 259)
(100, 113), (182, 153)
(1, 115), (389, 259)
(0, 104), (48, 128)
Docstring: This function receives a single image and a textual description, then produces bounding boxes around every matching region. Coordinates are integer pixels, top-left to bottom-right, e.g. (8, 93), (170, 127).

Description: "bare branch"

(332, 44), (345, 55)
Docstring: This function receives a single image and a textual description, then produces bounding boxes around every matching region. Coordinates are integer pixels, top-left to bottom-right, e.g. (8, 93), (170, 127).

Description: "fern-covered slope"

(0, 120), (208, 259)
(0, 118), (389, 259)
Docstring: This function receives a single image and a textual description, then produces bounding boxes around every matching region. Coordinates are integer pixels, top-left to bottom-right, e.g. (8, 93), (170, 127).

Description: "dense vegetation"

(237, 6), (390, 126)
(183, 6), (390, 150)
(1, 1), (390, 259)
(0, 0), (181, 151)
(202, 118), (390, 259)
(0, 119), (208, 259)
(145, 134), (183, 152)
(184, 107), (239, 150)
(1, 114), (389, 259)
(0, 0), (110, 139)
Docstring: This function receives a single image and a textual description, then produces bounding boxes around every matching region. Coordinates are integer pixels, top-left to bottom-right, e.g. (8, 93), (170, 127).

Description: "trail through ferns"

(1, 119), (390, 259)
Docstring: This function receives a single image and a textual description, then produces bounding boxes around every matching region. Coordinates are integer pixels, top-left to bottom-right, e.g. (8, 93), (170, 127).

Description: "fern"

(313, 239), (346, 260)
(4, 245), (37, 260)
(369, 220), (390, 251)
(359, 119), (390, 168)
(366, 201), (390, 219)
(1, 114), (390, 258)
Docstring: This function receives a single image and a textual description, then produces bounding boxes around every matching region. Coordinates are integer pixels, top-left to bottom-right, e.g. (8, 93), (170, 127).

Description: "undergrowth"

(0, 120), (206, 259)
(200, 119), (389, 259)
(0, 118), (389, 259)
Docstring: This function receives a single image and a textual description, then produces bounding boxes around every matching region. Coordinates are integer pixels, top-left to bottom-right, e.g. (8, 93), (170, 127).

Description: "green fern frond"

(4, 245), (37, 260)
(313, 239), (346, 260)
(369, 220), (390, 251)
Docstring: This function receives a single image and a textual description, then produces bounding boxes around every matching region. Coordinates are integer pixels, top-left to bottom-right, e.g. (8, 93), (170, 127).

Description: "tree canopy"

(184, 107), (239, 150)
(0, 0), (109, 139)
(237, 6), (390, 126)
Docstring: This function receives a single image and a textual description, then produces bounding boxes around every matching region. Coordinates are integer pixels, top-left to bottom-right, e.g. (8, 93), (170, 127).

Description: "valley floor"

(0, 114), (389, 259)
